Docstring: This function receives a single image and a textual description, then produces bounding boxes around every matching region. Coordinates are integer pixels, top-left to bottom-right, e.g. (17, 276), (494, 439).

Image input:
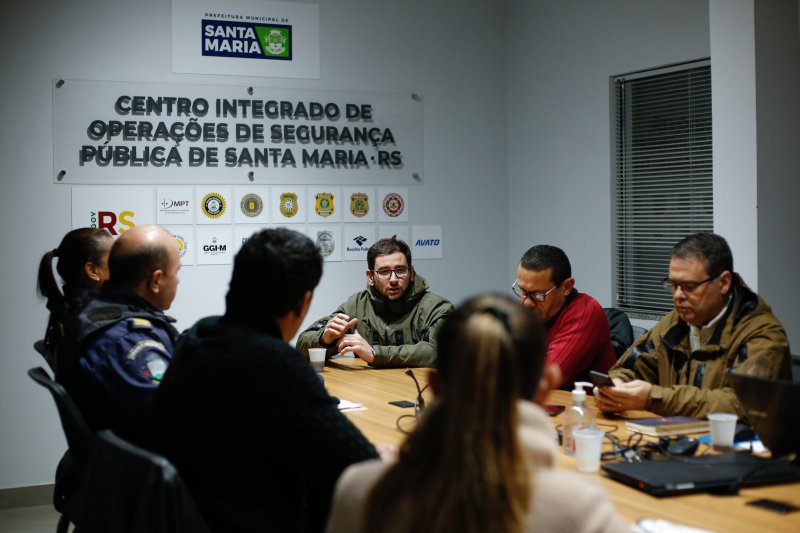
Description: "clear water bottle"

(562, 381), (596, 456)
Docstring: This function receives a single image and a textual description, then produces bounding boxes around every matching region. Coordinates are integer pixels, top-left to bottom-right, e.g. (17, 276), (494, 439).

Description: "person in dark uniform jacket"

(150, 228), (378, 533)
(36, 228), (113, 370)
(61, 224), (181, 442)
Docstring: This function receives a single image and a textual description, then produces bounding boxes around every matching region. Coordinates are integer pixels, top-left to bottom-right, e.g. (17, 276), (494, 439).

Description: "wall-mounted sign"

(53, 80), (423, 185)
(196, 226), (234, 265)
(411, 225), (443, 259)
(71, 186), (154, 236)
(172, 0), (320, 79)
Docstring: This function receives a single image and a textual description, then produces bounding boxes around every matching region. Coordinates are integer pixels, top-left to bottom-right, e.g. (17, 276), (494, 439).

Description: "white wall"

(754, 0), (800, 349)
(0, 0), (509, 489)
(507, 0), (711, 304)
(709, 0), (759, 286)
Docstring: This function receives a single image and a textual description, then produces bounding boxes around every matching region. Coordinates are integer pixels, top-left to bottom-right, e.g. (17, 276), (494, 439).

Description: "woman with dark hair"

(326, 294), (628, 533)
(36, 228), (113, 368)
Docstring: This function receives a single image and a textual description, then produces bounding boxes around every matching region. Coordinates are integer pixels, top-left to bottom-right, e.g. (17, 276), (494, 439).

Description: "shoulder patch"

(126, 339), (167, 361)
(144, 353), (168, 382)
(129, 317), (153, 329)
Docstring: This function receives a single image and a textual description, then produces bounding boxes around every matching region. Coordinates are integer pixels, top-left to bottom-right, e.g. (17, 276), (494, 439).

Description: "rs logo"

(90, 211), (135, 235)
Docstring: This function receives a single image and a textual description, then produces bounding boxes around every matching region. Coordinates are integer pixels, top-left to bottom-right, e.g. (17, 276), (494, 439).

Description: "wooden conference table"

(323, 359), (800, 533)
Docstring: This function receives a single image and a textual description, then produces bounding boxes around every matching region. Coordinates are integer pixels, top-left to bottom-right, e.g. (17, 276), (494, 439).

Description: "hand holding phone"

(589, 370), (615, 389)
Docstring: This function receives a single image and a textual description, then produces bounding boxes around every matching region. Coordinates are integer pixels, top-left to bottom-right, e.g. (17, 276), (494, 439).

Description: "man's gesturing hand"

(321, 313), (359, 346)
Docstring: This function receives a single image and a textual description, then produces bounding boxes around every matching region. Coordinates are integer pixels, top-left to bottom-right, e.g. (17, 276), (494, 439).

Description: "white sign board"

(71, 186), (155, 236)
(172, 0), (320, 79)
(411, 225), (443, 259)
(343, 225), (376, 262)
(53, 80), (423, 185)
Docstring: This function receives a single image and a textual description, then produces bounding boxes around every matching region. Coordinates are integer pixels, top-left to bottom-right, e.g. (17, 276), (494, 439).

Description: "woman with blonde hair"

(326, 294), (628, 533)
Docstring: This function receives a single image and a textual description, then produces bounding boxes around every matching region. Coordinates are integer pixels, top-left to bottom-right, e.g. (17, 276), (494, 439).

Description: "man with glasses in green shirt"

(296, 237), (453, 367)
(597, 232), (792, 417)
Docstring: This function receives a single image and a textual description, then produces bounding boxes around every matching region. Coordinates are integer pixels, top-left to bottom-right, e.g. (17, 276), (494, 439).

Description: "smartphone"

(746, 498), (800, 514)
(388, 400), (415, 408)
(589, 370), (615, 389)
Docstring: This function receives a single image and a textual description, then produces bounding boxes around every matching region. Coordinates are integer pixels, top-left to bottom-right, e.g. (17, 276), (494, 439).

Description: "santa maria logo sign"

(202, 20), (292, 60)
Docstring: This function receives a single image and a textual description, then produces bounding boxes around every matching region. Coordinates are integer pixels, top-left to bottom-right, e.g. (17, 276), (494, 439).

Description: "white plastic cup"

(308, 348), (327, 372)
(574, 428), (605, 472)
(708, 413), (737, 451)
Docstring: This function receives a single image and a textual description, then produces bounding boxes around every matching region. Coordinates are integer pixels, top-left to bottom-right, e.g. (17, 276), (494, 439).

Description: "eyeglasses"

(372, 266), (410, 280)
(512, 280), (558, 302)
(662, 275), (717, 294)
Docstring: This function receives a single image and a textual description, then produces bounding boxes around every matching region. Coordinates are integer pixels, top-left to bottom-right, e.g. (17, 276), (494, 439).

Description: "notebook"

(625, 416), (709, 437)
(602, 453), (800, 496)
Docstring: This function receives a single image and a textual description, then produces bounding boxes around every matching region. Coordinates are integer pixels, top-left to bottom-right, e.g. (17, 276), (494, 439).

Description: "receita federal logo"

(202, 20), (292, 61)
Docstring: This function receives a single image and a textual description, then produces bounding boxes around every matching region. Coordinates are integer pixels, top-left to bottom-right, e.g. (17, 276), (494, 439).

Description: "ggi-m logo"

(90, 210), (135, 235)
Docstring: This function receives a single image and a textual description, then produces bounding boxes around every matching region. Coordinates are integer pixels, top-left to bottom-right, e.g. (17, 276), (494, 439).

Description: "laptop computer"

(602, 370), (800, 496)
(602, 453), (800, 496)
(726, 370), (800, 457)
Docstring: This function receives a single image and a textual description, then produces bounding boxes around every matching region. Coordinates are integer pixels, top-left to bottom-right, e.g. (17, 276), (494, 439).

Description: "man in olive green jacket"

(598, 233), (791, 418)
(296, 238), (453, 368)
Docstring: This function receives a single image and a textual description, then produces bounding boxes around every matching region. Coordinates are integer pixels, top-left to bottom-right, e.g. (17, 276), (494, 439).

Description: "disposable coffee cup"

(308, 348), (327, 372)
(708, 413), (737, 451)
(574, 428), (605, 473)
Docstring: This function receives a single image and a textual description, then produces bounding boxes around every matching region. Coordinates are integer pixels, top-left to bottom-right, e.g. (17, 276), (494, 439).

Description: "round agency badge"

(201, 192), (226, 219)
(350, 192), (369, 218)
(316, 231), (335, 257)
(279, 192), (299, 218)
(382, 192), (405, 218)
(240, 193), (263, 217)
(173, 234), (187, 258)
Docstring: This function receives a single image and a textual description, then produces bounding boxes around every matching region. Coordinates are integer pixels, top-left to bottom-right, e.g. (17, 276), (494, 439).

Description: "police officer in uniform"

(60, 224), (181, 441)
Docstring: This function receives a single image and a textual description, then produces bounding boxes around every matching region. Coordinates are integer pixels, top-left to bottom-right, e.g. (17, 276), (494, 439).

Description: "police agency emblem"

(201, 192), (226, 219)
(173, 234), (188, 259)
(279, 192), (298, 218)
(240, 193), (263, 217)
(350, 192), (369, 218)
(314, 192), (335, 218)
(316, 231), (335, 257)
(382, 192), (405, 218)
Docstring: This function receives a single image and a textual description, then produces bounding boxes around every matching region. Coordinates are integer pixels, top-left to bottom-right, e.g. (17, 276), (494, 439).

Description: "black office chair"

(603, 308), (634, 358)
(631, 325), (648, 340)
(76, 430), (211, 533)
(28, 367), (91, 533)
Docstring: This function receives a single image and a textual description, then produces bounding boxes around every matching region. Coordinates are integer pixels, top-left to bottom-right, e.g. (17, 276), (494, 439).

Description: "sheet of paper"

(634, 518), (717, 533)
(337, 398), (367, 412)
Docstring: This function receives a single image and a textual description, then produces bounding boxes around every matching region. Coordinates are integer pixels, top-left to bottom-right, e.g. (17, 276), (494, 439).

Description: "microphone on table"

(405, 369), (429, 417)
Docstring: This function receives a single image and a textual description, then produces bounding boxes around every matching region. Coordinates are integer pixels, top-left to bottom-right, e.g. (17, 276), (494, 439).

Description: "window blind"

(613, 61), (713, 318)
